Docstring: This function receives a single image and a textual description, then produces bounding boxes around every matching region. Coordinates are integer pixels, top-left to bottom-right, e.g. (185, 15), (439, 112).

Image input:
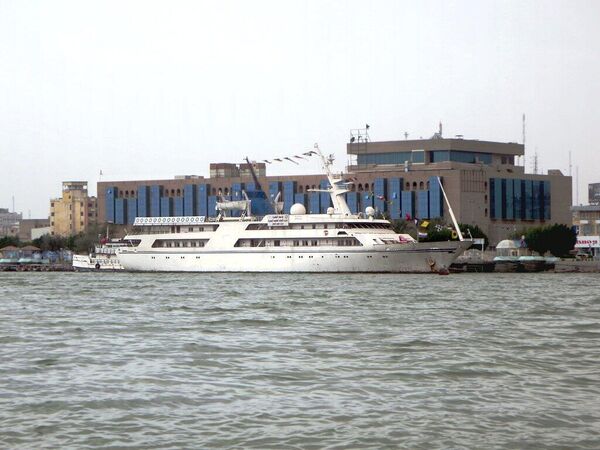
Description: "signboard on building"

(575, 235), (600, 248)
(589, 183), (600, 205)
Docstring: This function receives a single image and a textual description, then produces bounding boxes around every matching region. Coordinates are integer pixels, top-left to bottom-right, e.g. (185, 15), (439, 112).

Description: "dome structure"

(290, 203), (306, 215)
(365, 206), (375, 217)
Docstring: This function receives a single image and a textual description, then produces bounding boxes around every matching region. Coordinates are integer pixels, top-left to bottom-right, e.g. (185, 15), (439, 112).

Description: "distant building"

(572, 205), (600, 235)
(97, 133), (572, 244)
(0, 208), (22, 237)
(588, 183), (600, 205)
(50, 181), (98, 236)
(17, 218), (51, 241)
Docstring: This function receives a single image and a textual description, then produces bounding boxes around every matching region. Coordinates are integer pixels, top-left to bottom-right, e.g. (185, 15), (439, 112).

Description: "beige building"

(50, 181), (98, 236)
(97, 132), (572, 245)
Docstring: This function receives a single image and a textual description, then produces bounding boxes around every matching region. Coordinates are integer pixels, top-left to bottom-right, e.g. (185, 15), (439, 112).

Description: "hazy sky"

(1, 0), (599, 217)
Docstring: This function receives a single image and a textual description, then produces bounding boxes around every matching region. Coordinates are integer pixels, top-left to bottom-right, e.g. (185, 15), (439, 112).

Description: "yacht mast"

(312, 144), (352, 215)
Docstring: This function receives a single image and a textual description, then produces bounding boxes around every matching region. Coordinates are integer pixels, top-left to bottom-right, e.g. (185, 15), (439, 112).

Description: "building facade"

(0, 208), (22, 237)
(97, 136), (572, 244)
(17, 218), (50, 241)
(50, 181), (98, 236)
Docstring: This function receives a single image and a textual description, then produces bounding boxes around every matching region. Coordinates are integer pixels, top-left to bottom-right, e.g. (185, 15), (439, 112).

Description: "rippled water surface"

(1, 272), (600, 449)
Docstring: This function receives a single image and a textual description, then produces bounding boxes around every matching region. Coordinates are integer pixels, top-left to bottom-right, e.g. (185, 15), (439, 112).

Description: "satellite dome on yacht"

(290, 203), (306, 215)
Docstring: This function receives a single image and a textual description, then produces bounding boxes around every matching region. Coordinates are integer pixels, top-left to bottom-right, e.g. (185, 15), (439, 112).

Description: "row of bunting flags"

(260, 150), (318, 165)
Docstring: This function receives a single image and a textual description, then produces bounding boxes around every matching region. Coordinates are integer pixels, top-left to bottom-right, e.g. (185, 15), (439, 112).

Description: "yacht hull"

(118, 241), (471, 273)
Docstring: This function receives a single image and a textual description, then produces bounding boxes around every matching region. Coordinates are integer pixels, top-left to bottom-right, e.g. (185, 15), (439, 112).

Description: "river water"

(1, 272), (599, 449)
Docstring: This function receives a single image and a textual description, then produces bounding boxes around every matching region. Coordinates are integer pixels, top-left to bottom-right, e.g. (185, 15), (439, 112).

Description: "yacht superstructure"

(117, 146), (472, 272)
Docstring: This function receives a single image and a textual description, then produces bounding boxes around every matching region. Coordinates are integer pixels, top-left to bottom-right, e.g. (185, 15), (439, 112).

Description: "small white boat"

(73, 241), (130, 271)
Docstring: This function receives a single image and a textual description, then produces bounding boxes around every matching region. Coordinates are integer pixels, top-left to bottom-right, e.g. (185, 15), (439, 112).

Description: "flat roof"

(347, 138), (524, 156)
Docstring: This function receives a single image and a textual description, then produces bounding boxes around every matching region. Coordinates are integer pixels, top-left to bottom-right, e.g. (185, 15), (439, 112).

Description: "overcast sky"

(1, 0), (599, 217)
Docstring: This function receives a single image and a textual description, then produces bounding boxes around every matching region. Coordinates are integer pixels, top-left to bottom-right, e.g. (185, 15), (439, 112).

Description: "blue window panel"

(513, 180), (522, 220)
(430, 150), (450, 163)
(184, 184), (196, 216)
(374, 178), (387, 214)
(150, 185), (162, 217)
(105, 186), (118, 223)
(126, 198), (137, 225)
(506, 179), (514, 220)
(115, 198), (126, 225)
(430, 151), (492, 164)
(428, 176), (443, 218)
(525, 180), (533, 220)
(173, 197), (184, 216)
(197, 185), (210, 216)
(160, 197), (172, 217)
(294, 193), (307, 207)
(494, 178), (503, 220)
(417, 190), (430, 219)
(319, 180), (331, 213)
(309, 192), (320, 214)
(362, 191), (374, 211)
(401, 191), (415, 220)
(346, 192), (359, 214)
(230, 183), (243, 201)
(489, 178), (496, 219)
(451, 151), (491, 164)
(358, 151), (425, 165)
(283, 181), (296, 196)
(532, 180), (541, 220)
(386, 178), (402, 219)
(542, 181), (551, 220)
(283, 181), (297, 213)
(137, 186), (148, 217)
(269, 181), (281, 202)
(207, 195), (217, 217)
(245, 182), (256, 192)
(501, 179), (507, 219)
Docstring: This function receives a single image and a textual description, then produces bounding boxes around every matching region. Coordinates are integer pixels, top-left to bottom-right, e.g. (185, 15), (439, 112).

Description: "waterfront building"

(0, 208), (22, 237)
(17, 219), (51, 241)
(97, 134), (572, 245)
(50, 182), (98, 236)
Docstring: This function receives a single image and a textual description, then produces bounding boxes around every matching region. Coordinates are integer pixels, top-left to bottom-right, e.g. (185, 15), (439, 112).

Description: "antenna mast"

(522, 113), (526, 167)
(576, 166), (579, 205)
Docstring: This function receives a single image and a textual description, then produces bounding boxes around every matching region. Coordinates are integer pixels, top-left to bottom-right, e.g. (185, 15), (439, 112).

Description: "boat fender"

(95, 262), (101, 270)
(427, 257), (437, 272)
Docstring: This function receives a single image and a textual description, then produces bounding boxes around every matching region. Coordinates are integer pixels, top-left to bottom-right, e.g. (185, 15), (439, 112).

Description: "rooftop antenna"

(569, 151), (573, 205)
(12, 195), (15, 213)
(576, 165), (579, 205)
(533, 148), (538, 174)
(522, 113), (526, 167)
(439, 121), (443, 138)
(404, 132), (408, 140)
(569, 150), (572, 176)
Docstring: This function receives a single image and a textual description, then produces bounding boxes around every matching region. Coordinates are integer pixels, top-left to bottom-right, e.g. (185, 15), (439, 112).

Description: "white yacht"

(117, 147), (472, 273)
